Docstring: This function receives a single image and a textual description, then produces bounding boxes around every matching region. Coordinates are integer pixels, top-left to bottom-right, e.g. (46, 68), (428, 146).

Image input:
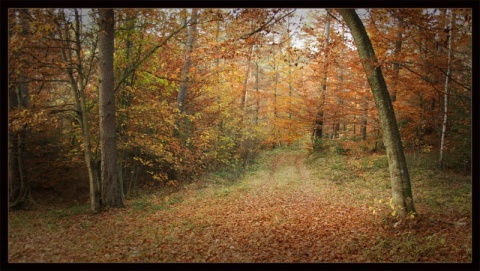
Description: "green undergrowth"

(305, 143), (472, 216)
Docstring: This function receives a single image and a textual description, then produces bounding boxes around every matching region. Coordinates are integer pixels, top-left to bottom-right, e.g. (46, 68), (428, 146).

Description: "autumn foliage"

(6, 6), (473, 264)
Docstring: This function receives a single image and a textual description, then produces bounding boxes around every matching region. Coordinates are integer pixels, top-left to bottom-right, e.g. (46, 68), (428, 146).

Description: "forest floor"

(8, 147), (473, 263)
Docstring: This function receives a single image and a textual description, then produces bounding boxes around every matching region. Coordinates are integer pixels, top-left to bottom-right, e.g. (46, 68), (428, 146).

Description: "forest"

(6, 6), (474, 265)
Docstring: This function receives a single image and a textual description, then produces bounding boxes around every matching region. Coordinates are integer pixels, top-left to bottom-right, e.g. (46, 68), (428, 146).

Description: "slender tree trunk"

(9, 9), (31, 209)
(338, 9), (416, 216)
(439, 10), (454, 169)
(241, 45), (254, 112)
(353, 113), (356, 141)
(7, 8), (18, 206)
(361, 100), (368, 141)
(390, 12), (403, 102)
(117, 12), (137, 197)
(58, 9), (101, 212)
(98, 8), (124, 208)
(286, 17), (293, 120)
(255, 59), (260, 125)
(271, 31), (279, 145)
(313, 11), (331, 145)
(337, 46), (345, 139)
(8, 82), (20, 204)
(320, 10), (331, 107)
(177, 8), (198, 113)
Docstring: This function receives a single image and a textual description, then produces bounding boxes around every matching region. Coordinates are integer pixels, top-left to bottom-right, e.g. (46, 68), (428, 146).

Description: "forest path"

(9, 148), (373, 263)
(8, 148), (472, 263)
(149, 148), (373, 262)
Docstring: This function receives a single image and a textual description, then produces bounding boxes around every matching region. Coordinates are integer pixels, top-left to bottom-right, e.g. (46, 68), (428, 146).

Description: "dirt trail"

(8, 149), (472, 263)
(9, 149), (346, 263)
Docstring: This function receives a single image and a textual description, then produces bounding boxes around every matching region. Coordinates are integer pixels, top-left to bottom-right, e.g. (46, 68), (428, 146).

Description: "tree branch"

(114, 23), (189, 93)
(239, 9), (296, 40)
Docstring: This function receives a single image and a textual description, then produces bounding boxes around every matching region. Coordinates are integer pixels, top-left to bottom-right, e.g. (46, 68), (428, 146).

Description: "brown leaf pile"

(8, 150), (472, 263)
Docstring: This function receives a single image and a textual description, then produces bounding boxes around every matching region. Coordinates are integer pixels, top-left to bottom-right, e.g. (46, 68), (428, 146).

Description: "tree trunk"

(439, 9), (454, 169)
(9, 9), (31, 209)
(269, 30), (279, 145)
(58, 9), (101, 212)
(8, 9), (20, 208)
(361, 100), (368, 141)
(313, 11), (331, 146)
(390, 11), (404, 102)
(241, 45), (254, 112)
(117, 12), (137, 197)
(176, 8), (199, 113)
(255, 60), (260, 125)
(98, 8), (124, 208)
(338, 9), (416, 216)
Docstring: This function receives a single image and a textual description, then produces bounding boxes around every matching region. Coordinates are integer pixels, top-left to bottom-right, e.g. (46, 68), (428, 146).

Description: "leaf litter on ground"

(8, 148), (472, 263)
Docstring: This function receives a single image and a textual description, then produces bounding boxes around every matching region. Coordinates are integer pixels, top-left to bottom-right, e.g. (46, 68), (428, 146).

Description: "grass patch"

(49, 205), (90, 218)
(130, 193), (184, 213)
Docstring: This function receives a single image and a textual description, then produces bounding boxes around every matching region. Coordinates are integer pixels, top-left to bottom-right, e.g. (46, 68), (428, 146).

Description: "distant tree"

(176, 8), (199, 114)
(8, 9), (30, 209)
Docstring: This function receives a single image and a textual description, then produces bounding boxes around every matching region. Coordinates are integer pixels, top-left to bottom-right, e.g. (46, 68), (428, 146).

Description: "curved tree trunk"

(337, 9), (416, 216)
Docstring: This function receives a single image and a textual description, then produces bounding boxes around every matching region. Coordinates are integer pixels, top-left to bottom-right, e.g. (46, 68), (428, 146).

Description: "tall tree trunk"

(338, 9), (416, 216)
(313, 11), (331, 145)
(58, 9), (101, 212)
(271, 31), (279, 145)
(390, 11), (403, 102)
(439, 9), (454, 169)
(176, 8), (199, 113)
(241, 45), (254, 112)
(8, 81), (20, 204)
(98, 8), (124, 208)
(117, 12), (137, 197)
(337, 43), (345, 139)
(8, 9), (21, 208)
(361, 100), (368, 141)
(9, 9), (31, 209)
(255, 59), (260, 125)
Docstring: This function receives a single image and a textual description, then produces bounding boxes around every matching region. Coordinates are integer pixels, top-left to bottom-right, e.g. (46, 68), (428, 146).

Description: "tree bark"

(58, 9), (101, 212)
(361, 100), (368, 141)
(241, 45), (254, 112)
(98, 8), (124, 208)
(390, 11), (404, 102)
(9, 9), (31, 209)
(255, 59), (260, 125)
(338, 9), (416, 216)
(313, 11), (331, 145)
(439, 9), (454, 169)
(8, 9), (21, 207)
(177, 8), (199, 113)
